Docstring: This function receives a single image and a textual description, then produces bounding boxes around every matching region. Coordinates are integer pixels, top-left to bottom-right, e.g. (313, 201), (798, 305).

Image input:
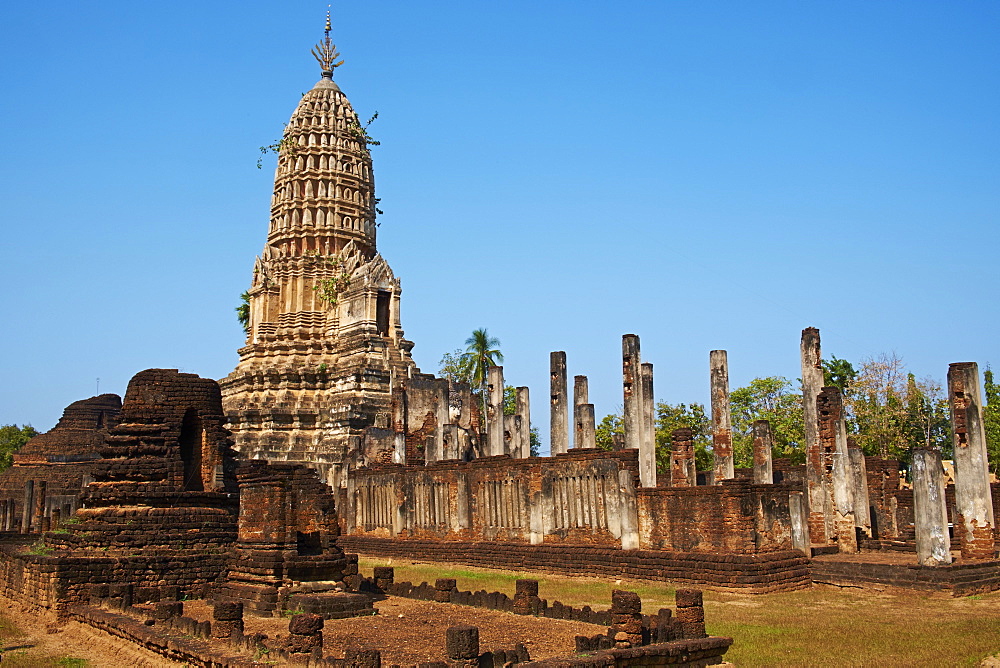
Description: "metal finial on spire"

(312, 5), (344, 78)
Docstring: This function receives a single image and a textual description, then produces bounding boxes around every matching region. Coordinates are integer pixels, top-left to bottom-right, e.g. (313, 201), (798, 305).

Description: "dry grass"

(359, 557), (1000, 666)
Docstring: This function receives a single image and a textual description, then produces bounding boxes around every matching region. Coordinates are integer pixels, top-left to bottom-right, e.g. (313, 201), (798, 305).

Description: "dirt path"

(0, 595), (171, 667)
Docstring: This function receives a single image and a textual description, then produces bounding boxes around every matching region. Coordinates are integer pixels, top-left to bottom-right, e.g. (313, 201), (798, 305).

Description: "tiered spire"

(311, 9), (344, 79)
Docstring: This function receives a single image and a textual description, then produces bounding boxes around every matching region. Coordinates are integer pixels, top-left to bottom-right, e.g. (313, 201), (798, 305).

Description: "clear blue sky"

(2, 2), (998, 449)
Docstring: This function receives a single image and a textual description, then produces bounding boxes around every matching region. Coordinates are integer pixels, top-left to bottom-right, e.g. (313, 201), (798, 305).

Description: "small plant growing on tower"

(236, 291), (250, 334)
(314, 253), (352, 307)
(347, 111), (380, 148)
(257, 124), (300, 169)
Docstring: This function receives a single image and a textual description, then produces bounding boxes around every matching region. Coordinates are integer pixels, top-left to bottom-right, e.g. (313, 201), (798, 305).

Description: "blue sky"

(2, 2), (998, 448)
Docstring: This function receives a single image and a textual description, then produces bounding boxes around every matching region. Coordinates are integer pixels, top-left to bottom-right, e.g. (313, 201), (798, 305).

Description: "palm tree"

(462, 328), (503, 389)
(462, 329), (503, 425)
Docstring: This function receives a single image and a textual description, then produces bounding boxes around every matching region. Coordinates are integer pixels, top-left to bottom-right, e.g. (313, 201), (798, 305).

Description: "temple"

(220, 20), (419, 487)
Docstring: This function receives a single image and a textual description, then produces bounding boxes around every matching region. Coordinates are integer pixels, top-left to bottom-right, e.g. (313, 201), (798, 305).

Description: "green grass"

(359, 557), (1000, 666)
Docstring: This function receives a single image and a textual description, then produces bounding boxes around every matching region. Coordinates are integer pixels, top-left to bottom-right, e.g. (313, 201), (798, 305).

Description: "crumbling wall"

(637, 481), (795, 554)
(346, 450), (640, 547)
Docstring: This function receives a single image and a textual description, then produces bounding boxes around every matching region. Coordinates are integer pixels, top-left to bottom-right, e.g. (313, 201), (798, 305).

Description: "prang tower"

(220, 19), (417, 486)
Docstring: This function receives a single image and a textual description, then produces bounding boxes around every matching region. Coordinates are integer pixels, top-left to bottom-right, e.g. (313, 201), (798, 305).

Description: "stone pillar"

(674, 589), (707, 640)
(710, 350), (733, 483)
(670, 428), (696, 487)
(622, 335), (641, 455)
(609, 590), (642, 648)
(576, 404), (596, 449)
(446, 625), (479, 661)
(286, 612), (323, 654)
(516, 386), (531, 458)
(513, 579), (540, 615)
(20, 480), (33, 534)
(817, 387), (857, 553)
(947, 362), (996, 560)
(751, 419), (774, 484)
(801, 327), (829, 545)
(487, 366), (505, 456)
(639, 362), (656, 488)
(788, 490), (810, 554)
(212, 601), (244, 639)
(550, 352), (568, 455)
(442, 424), (460, 460)
(573, 375), (589, 449)
(617, 469), (639, 550)
(848, 439), (872, 537)
(911, 447), (952, 566)
(434, 379), (450, 463)
(504, 414), (523, 458)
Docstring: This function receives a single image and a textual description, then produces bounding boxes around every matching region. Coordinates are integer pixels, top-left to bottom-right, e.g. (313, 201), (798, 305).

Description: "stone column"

(577, 404), (596, 449)
(573, 375), (588, 449)
(847, 439), (872, 537)
(550, 352), (568, 455)
(516, 386), (531, 458)
(433, 379), (450, 463)
(640, 362), (656, 488)
(788, 490), (810, 554)
(947, 362), (996, 560)
(710, 350), (733, 483)
(817, 387), (857, 553)
(622, 335), (641, 454)
(911, 447), (952, 566)
(801, 327), (829, 545)
(442, 424), (459, 460)
(20, 480), (33, 533)
(504, 414), (523, 458)
(751, 419), (774, 484)
(670, 428), (696, 487)
(618, 469), (639, 550)
(487, 366), (505, 456)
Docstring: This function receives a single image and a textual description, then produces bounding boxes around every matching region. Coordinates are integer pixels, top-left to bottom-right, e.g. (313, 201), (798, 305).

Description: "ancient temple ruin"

(219, 23), (419, 487)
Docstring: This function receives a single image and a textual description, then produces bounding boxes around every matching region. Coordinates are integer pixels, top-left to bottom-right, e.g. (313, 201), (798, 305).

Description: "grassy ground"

(359, 557), (1000, 666)
(0, 611), (89, 667)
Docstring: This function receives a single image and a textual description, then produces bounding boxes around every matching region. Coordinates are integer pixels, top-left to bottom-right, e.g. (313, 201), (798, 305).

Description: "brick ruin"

(4, 16), (1000, 668)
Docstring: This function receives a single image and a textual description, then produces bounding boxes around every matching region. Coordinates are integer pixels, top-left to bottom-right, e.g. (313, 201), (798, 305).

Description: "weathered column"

(576, 404), (596, 449)
(947, 362), (996, 560)
(487, 366), (505, 456)
(622, 335), (642, 454)
(710, 350), (733, 483)
(20, 480), (33, 534)
(801, 326), (829, 545)
(33, 480), (46, 532)
(670, 428), (696, 487)
(751, 419), (774, 484)
(442, 424), (459, 460)
(817, 387), (857, 553)
(618, 469), (639, 550)
(504, 414), (523, 458)
(911, 447), (952, 566)
(847, 439), (872, 537)
(788, 490), (810, 554)
(433, 379), (450, 463)
(550, 352), (568, 455)
(516, 386), (531, 458)
(573, 375), (589, 449)
(640, 362), (656, 488)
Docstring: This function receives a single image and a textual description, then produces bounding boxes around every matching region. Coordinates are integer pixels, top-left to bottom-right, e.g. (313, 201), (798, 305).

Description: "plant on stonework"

(984, 368), (1000, 475)
(313, 253), (352, 307)
(236, 291), (250, 334)
(257, 124), (299, 169)
(347, 111), (381, 148)
(24, 540), (52, 556)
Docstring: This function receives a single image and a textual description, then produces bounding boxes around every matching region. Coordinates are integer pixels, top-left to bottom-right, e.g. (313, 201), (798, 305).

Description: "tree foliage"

(655, 402), (713, 472)
(0, 424), (38, 472)
(595, 413), (623, 452)
(729, 377), (805, 466)
(236, 291), (250, 334)
(463, 329), (503, 390)
(438, 349), (473, 385)
(984, 368), (1000, 475)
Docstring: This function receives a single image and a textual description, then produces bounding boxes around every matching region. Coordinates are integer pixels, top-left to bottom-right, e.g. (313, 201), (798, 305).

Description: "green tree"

(0, 424), (39, 472)
(595, 413), (623, 451)
(655, 402), (713, 472)
(823, 356), (857, 394)
(902, 373), (950, 457)
(729, 377), (805, 466)
(236, 291), (250, 334)
(438, 349), (473, 385)
(463, 328), (503, 390)
(983, 368), (1000, 474)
